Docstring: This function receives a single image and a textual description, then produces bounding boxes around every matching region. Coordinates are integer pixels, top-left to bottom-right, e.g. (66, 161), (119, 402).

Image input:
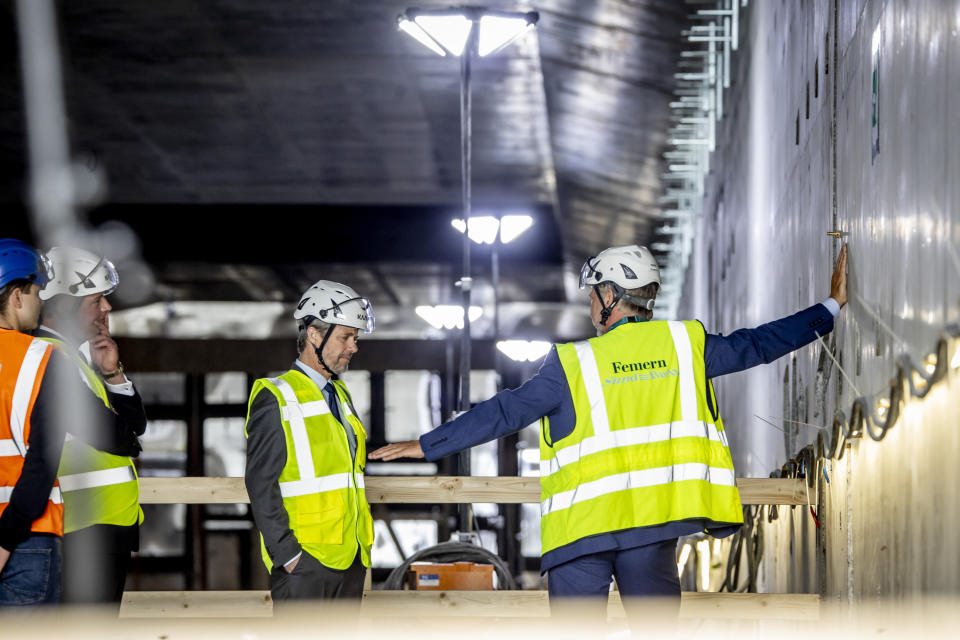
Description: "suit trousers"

(547, 538), (681, 624)
(270, 550), (366, 604)
(62, 523), (138, 606)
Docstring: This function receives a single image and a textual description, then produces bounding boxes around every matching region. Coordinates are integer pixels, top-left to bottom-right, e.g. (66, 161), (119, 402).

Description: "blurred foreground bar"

(118, 590), (820, 620)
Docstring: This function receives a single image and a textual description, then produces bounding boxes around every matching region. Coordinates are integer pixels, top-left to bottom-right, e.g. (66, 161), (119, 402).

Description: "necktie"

(323, 382), (342, 424)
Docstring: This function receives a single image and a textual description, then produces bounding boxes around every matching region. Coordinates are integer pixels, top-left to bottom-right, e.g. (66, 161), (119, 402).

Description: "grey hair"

(38, 293), (81, 324)
(297, 317), (333, 354)
(598, 282), (660, 321)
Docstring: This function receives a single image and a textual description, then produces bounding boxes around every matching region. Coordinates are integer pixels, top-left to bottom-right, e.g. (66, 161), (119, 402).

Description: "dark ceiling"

(1, 0), (689, 338)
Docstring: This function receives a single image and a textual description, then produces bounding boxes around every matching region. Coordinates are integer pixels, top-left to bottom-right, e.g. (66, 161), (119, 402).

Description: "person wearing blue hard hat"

(0, 239), (52, 332)
(0, 239), (142, 606)
(0, 238), (62, 605)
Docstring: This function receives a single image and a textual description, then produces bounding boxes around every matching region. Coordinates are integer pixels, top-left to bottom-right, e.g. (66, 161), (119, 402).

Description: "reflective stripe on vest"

(279, 472), (364, 497)
(59, 466), (137, 493)
(0, 440), (23, 457)
(0, 485), (63, 505)
(539, 420), (730, 477)
(572, 339), (610, 434)
(542, 463), (736, 517)
(8, 338), (50, 456)
(666, 320), (698, 422)
(280, 472), (351, 498)
(270, 377), (321, 484)
(281, 400), (330, 421)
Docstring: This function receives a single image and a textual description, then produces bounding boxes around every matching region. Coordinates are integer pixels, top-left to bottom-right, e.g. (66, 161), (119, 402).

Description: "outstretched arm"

(704, 243), (848, 378)
(370, 348), (569, 462)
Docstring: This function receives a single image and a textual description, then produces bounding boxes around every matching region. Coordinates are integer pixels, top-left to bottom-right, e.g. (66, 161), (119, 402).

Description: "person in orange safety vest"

(1, 238), (141, 607)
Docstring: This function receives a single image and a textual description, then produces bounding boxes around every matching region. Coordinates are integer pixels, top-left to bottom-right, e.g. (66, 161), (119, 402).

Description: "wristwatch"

(100, 361), (125, 382)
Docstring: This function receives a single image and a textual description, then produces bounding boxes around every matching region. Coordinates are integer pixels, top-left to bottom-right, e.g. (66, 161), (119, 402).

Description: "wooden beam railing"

(139, 476), (810, 506)
(126, 477), (814, 622)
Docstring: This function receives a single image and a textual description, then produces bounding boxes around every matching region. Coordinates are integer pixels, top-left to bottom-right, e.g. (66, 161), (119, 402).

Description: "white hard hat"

(579, 244), (661, 291)
(39, 247), (118, 301)
(294, 280), (374, 333)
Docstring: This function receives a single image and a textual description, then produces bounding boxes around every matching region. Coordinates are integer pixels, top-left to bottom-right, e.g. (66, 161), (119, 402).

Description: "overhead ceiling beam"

(115, 337), (501, 373)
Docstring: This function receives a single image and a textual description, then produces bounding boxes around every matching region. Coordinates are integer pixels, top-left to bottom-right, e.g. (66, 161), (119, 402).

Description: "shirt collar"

(607, 316), (648, 332)
(294, 358), (332, 390)
(38, 324), (68, 342)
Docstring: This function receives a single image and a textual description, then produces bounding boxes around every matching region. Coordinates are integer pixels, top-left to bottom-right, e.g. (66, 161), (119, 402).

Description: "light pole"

(400, 7), (538, 533)
(451, 213), (535, 383)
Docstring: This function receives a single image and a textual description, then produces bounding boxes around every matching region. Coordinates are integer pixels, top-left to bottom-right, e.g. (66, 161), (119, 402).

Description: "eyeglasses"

(37, 251), (55, 283)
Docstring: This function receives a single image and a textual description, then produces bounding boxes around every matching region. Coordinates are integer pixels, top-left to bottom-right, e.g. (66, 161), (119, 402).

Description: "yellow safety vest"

(539, 320), (743, 554)
(246, 370), (374, 572)
(37, 337), (143, 534)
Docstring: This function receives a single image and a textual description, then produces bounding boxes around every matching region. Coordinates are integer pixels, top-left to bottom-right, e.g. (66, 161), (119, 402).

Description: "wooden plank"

(679, 592), (821, 620)
(365, 591), (820, 620)
(736, 477), (810, 505)
(119, 590), (820, 620)
(363, 590), (550, 618)
(139, 476), (810, 505)
(363, 476), (542, 504)
(121, 590), (273, 618)
(139, 477), (251, 504)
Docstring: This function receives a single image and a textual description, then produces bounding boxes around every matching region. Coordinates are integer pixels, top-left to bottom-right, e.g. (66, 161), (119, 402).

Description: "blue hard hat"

(0, 239), (54, 288)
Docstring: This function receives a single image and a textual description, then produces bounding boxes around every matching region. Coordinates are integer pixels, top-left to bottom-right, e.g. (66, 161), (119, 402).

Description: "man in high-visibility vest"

(34, 247), (146, 605)
(1, 239), (137, 606)
(0, 239), (61, 605)
(244, 280), (376, 603)
(371, 244), (848, 618)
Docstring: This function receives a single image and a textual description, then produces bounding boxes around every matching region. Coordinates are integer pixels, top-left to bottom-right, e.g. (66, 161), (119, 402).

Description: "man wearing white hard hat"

(34, 247), (147, 606)
(372, 243), (848, 620)
(244, 280), (375, 603)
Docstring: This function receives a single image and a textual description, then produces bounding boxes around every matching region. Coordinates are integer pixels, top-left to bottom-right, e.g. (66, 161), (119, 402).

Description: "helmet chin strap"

(311, 322), (337, 377)
(593, 284), (624, 326)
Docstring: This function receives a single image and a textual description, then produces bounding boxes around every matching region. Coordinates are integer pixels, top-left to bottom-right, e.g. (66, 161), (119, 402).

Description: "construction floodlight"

(412, 14), (473, 56)
(477, 14), (535, 57)
(398, 7), (539, 58)
(398, 18), (448, 57)
(416, 304), (483, 330)
(498, 214), (533, 244)
(496, 339), (552, 362)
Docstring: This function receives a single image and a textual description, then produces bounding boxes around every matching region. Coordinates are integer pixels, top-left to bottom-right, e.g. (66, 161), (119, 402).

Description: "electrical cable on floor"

(381, 540), (519, 590)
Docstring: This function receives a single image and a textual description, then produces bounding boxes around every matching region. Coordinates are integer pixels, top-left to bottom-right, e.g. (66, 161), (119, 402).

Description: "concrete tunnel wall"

(679, 0), (960, 599)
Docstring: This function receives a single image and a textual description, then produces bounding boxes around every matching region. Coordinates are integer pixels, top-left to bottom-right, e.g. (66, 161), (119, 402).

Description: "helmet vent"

(620, 264), (638, 280)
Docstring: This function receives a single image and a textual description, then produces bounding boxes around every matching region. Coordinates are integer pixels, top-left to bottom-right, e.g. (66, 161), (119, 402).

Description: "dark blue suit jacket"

(418, 301), (836, 572)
